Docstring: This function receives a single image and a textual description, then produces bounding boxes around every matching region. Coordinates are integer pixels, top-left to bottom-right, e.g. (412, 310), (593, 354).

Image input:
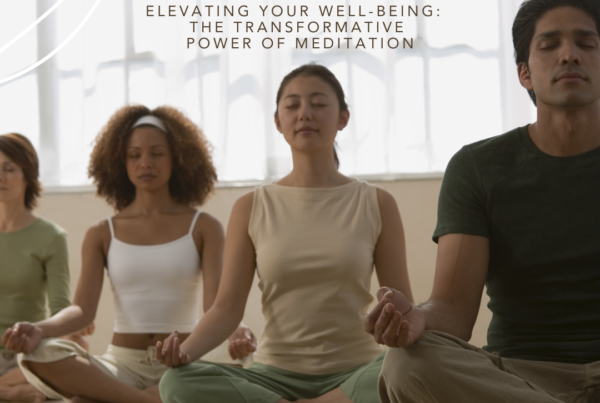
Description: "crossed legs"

(0, 367), (45, 402)
(379, 331), (596, 403)
(25, 357), (161, 403)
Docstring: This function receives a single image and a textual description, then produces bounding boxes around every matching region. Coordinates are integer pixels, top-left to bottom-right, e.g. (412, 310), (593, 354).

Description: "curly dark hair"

(88, 105), (217, 210)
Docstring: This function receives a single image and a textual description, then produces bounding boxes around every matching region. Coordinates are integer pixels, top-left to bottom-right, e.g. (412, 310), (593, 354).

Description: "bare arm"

(365, 233), (489, 346)
(193, 213), (225, 313)
(193, 211), (256, 360)
(373, 188), (414, 302)
(156, 192), (257, 366)
(1, 222), (107, 353)
(420, 233), (489, 340)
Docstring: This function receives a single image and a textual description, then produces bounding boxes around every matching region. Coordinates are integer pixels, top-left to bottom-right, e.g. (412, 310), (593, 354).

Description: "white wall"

(36, 178), (492, 355)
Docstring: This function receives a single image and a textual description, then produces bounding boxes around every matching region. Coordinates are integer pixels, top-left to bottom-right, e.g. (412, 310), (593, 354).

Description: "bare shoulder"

(375, 187), (400, 215)
(193, 211), (224, 239)
(82, 219), (112, 258)
(85, 219), (111, 243)
(232, 191), (255, 220)
(235, 191), (255, 209)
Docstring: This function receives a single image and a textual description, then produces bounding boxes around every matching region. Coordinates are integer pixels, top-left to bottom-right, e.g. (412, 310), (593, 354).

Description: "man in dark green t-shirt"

(364, 0), (600, 402)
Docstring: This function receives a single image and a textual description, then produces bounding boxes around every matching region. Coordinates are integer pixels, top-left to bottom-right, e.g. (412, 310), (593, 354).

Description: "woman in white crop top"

(2, 106), (255, 403)
(157, 64), (415, 403)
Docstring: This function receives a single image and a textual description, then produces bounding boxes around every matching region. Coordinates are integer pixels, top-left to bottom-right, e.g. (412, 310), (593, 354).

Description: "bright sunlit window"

(0, 0), (535, 188)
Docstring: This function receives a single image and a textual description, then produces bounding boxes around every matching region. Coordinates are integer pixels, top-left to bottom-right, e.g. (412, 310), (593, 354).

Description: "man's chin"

(541, 92), (599, 109)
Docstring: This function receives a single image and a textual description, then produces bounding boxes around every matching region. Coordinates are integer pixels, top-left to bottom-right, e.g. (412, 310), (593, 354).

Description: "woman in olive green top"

(0, 133), (87, 402)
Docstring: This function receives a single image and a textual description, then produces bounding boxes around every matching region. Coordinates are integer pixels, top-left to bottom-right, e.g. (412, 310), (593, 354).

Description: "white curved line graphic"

(0, 0), (66, 57)
(0, 0), (103, 86)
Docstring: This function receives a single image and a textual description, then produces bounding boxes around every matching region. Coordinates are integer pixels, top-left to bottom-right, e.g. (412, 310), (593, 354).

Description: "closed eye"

(540, 43), (559, 50)
(578, 41), (598, 49)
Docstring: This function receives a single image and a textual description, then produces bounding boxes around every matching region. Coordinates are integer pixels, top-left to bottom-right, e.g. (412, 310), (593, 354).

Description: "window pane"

(391, 56), (428, 173)
(58, 75), (85, 185)
(0, 74), (40, 148)
(82, 0), (125, 63)
(221, 94), (266, 181)
(429, 54), (502, 171)
(427, 0), (499, 51)
(0, 2), (37, 79)
(129, 64), (165, 108)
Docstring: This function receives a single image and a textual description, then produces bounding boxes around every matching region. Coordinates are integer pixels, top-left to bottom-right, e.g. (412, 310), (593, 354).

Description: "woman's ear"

(274, 113), (283, 134)
(338, 110), (350, 131)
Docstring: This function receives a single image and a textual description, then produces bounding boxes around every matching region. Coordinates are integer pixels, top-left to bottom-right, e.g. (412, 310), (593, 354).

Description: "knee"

(22, 360), (48, 379)
(159, 367), (187, 402)
(379, 343), (442, 399)
(160, 364), (217, 403)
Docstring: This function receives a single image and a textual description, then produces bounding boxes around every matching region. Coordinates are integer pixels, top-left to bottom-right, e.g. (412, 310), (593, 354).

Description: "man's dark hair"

(513, 0), (600, 105)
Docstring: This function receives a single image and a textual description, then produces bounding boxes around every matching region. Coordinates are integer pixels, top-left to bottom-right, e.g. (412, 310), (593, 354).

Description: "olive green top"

(433, 126), (600, 364)
(0, 218), (71, 352)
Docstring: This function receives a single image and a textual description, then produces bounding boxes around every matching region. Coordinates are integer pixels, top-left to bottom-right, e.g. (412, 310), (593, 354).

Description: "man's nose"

(558, 41), (583, 65)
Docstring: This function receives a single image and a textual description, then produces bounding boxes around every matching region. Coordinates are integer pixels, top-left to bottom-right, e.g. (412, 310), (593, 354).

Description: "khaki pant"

(0, 351), (18, 377)
(379, 331), (600, 403)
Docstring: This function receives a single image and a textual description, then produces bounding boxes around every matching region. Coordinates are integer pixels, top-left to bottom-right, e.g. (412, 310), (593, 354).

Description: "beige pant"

(18, 338), (167, 400)
(0, 351), (18, 377)
(379, 331), (600, 403)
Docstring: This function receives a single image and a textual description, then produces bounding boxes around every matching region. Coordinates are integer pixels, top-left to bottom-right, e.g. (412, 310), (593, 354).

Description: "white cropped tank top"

(106, 211), (202, 333)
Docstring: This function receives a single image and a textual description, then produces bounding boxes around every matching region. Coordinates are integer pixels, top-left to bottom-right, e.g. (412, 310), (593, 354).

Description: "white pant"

(19, 338), (167, 400)
(0, 351), (18, 377)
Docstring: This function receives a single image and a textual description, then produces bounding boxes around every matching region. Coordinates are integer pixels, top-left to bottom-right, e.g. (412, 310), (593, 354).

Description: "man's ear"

(518, 63), (534, 91)
(338, 110), (350, 131)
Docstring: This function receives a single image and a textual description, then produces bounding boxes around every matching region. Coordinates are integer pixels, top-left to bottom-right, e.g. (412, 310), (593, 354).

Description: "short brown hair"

(88, 105), (217, 210)
(0, 133), (41, 209)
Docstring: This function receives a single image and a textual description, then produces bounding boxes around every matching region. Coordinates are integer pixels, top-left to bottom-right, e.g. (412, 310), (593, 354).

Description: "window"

(0, 0), (535, 188)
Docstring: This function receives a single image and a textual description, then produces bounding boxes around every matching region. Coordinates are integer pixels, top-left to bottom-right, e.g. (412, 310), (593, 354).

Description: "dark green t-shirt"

(433, 125), (600, 364)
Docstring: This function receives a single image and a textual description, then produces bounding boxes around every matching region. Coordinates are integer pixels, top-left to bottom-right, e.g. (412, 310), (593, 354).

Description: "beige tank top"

(249, 180), (384, 375)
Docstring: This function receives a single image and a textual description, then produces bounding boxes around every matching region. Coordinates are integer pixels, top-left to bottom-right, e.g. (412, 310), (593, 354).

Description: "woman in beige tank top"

(157, 64), (415, 403)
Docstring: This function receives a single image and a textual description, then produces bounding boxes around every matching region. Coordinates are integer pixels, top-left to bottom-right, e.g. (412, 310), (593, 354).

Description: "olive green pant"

(160, 351), (385, 403)
(379, 331), (600, 403)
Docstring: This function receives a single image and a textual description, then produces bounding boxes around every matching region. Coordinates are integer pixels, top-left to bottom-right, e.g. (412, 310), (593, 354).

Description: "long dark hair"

(275, 63), (348, 169)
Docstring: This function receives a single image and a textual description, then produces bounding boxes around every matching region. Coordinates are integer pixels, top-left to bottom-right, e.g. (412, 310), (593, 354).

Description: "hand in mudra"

(76, 322), (96, 336)
(228, 324), (256, 360)
(155, 331), (192, 368)
(1, 322), (43, 354)
(364, 287), (425, 348)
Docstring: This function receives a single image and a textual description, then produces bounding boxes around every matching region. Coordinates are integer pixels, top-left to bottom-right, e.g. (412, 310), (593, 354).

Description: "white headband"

(131, 115), (168, 133)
